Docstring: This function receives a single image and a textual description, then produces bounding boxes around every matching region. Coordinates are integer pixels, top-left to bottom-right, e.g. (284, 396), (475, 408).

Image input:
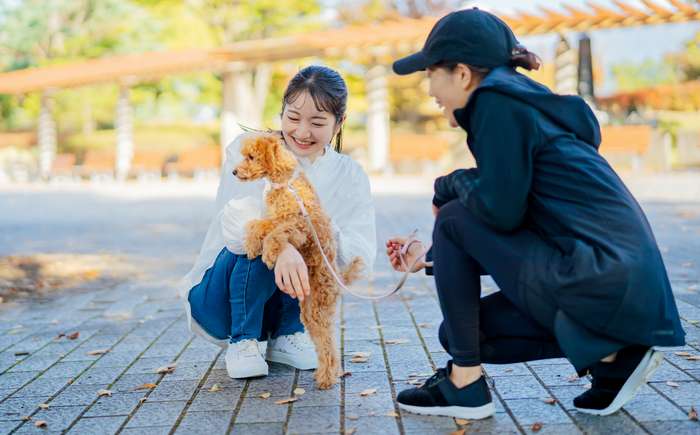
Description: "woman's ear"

(456, 64), (473, 91)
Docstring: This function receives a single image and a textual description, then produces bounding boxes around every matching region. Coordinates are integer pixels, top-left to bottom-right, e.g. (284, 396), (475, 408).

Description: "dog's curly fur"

(233, 133), (363, 389)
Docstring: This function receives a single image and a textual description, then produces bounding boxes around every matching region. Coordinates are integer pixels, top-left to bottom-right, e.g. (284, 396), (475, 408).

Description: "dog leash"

(273, 175), (430, 300)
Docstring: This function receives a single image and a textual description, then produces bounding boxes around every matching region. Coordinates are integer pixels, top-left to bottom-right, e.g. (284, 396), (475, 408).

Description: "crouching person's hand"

(386, 237), (426, 273)
(274, 243), (311, 301)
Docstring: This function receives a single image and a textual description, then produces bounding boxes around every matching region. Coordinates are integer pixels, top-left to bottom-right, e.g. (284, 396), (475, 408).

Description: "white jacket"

(181, 133), (377, 346)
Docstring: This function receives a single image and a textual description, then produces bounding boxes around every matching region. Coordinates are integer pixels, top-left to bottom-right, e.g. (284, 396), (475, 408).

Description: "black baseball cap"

(393, 8), (520, 75)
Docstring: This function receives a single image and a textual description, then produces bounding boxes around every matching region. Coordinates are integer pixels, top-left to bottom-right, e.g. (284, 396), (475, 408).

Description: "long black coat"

(433, 66), (685, 350)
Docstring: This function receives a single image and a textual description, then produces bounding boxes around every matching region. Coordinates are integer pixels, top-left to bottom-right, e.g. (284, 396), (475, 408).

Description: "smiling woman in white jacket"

(182, 66), (376, 379)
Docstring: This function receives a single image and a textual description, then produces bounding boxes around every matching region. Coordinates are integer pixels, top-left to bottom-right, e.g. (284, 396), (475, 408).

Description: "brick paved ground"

(0, 179), (699, 434)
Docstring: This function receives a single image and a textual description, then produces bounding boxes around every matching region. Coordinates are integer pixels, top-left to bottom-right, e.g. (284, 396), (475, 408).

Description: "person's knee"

(433, 199), (483, 243)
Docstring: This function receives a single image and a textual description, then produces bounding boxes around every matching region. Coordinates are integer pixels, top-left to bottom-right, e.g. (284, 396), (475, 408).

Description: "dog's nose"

(232, 169), (238, 176)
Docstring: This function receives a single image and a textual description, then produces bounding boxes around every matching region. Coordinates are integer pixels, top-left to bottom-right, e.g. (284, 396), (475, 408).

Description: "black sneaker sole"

(398, 401), (495, 419)
(575, 347), (664, 416)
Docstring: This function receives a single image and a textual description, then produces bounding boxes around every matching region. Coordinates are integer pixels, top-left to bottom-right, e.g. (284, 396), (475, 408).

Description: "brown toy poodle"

(232, 133), (363, 389)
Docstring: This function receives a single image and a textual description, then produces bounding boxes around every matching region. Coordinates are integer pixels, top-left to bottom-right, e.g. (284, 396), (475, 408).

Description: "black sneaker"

(396, 361), (495, 419)
(574, 346), (663, 416)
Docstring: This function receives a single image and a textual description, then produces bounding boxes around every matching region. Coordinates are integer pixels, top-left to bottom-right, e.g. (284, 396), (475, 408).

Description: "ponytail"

(510, 45), (541, 71)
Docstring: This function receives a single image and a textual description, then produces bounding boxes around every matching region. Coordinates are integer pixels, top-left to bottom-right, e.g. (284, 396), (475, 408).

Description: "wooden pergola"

(0, 0), (698, 179)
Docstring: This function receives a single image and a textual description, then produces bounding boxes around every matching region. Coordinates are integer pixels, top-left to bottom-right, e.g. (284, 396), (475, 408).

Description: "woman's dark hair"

(509, 46), (541, 71)
(282, 65), (348, 152)
(430, 46), (541, 76)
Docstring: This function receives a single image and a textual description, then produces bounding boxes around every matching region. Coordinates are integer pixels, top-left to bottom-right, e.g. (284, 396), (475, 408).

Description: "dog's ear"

(266, 136), (296, 182)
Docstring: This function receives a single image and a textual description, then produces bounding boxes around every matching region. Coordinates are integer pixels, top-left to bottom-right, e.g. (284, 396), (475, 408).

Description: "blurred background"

(0, 0), (699, 183)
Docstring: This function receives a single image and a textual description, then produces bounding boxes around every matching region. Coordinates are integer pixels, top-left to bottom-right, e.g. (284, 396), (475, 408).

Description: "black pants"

(432, 200), (614, 369)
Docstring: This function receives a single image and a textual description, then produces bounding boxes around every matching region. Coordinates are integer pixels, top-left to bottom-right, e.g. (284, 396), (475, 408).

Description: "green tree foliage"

(611, 58), (679, 92)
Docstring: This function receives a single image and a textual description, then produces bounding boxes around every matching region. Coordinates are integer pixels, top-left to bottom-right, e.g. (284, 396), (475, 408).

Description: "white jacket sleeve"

(332, 164), (377, 275)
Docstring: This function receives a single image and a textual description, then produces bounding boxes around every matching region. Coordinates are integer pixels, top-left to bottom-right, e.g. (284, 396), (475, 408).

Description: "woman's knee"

(433, 200), (484, 244)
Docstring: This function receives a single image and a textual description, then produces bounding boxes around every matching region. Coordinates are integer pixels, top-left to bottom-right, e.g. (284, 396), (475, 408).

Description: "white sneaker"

(266, 332), (318, 370)
(225, 339), (268, 378)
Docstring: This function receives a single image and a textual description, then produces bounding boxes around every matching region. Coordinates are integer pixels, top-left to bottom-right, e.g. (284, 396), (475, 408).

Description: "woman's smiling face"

(281, 90), (339, 159)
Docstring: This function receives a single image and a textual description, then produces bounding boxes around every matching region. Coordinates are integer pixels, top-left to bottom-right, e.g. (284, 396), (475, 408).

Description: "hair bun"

(510, 45), (541, 71)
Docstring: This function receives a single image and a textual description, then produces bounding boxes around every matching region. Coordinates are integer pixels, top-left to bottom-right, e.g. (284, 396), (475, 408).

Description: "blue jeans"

(188, 248), (304, 343)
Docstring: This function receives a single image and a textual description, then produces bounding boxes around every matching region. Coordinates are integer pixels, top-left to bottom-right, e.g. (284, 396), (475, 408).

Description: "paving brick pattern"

(0, 188), (699, 434)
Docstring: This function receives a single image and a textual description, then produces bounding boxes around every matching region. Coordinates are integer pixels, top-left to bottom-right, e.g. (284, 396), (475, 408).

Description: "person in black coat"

(386, 8), (685, 420)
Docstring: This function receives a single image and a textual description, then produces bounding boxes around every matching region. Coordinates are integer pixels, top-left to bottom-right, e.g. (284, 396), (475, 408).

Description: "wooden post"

(38, 91), (57, 180)
(554, 34), (577, 95)
(115, 85), (133, 181)
(220, 63), (247, 162)
(366, 64), (390, 173)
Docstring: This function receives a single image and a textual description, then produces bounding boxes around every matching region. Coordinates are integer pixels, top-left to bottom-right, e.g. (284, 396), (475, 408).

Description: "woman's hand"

(386, 237), (426, 273)
(274, 243), (310, 301)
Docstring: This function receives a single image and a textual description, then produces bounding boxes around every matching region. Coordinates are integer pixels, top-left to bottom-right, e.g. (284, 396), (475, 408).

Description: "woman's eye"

(288, 117), (300, 122)
(312, 124), (326, 128)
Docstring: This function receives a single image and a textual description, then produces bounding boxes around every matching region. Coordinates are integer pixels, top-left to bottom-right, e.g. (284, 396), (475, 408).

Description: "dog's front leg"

(261, 222), (306, 269)
(244, 218), (274, 260)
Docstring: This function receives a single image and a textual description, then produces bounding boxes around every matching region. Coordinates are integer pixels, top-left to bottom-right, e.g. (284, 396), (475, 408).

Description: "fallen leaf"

(54, 333), (65, 340)
(675, 351), (692, 357)
(97, 389), (112, 397)
(34, 420), (47, 428)
(384, 338), (410, 345)
(66, 331), (80, 340)
(21, 416), (31, 422)
(155, 363), (177, 374)
(417, 323), (431, 328)
(344, 429), (357, 435)
(86, 349), (109, 356)
(133, 383), (157, 391)
(38, 403), (49, 410)
(350, 356), (369, 363)
(340, 371), (352, 378)
(531, 422), (543, 432)
(346, 414), (359, 421)
(274, 397), (298, 405)
(688, 320), (699, 325)
(543, 398), (557, 405)
(566, 375), (579, 382)
(666, 381), (680, 388)
(293, 387), (305, 396)
(690, 406), (698, 421)
(385, 411), (399, 417)
(455, 418), (470, 425)
(407, 379), (423, 385)
(139, 398), (147, 404)
(352, 351), (370, 358)
(209, 384), (221, 393)
(14, 351), (29, 356)
(450, 430), (466, 435)
(259, 392), (271, 399)
(505, 368), (513, 373)
(360, 388), (377, 397)
(687, 356), (700, 361)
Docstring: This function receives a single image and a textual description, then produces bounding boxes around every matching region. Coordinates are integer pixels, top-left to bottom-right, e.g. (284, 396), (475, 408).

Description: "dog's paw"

(244, 236), (262, 259)
(261, 248), (276, 269)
